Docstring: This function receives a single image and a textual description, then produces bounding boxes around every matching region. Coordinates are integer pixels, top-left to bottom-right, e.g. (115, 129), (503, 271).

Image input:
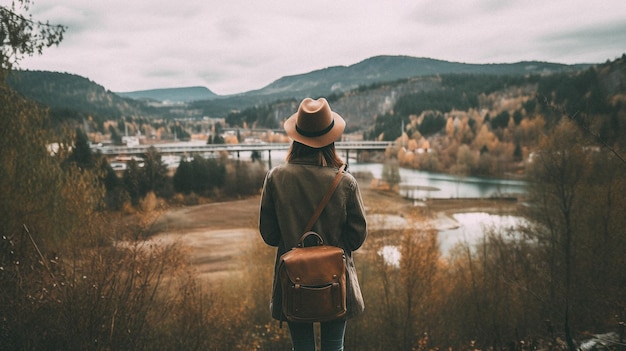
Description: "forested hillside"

(203, 55), (590, 100)
(9, 55), (592, 122)
(7, 70), (164, 124)
(224, 55), (625, 176)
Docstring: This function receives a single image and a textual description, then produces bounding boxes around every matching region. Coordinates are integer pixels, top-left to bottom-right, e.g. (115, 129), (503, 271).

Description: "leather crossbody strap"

(303, 164), (346, 234)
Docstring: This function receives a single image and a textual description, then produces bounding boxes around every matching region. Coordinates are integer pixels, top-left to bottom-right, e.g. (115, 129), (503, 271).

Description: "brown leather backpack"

(278, 232), (347, 323)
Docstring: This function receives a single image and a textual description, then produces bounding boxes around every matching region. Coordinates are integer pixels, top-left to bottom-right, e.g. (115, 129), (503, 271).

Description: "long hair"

(286, 141), (344, 168)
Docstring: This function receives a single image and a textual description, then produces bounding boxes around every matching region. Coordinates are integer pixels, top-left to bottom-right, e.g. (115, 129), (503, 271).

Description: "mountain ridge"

(116, 55), (592, 103)
(235, 55), (591, 100)
(7, 55), (596, 120)
(6, 70), (157, 120)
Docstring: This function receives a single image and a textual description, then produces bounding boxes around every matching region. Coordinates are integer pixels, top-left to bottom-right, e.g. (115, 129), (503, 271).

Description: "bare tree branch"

(0, 2), (66, 71)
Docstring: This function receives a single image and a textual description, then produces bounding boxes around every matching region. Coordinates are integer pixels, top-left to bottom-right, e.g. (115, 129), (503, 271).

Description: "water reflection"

(438, 212), (527, 254)
(241, 151), (526, 199)
(377, 212), (527, 264)
(350, 163), (526, 199)
(378, 246), (401, 268)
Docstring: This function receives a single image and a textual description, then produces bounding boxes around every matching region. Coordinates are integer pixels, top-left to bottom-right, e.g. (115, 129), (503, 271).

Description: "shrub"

(0, 223), (253, 350)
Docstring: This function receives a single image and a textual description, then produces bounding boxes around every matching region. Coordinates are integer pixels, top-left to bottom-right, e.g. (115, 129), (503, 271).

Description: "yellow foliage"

(223, 134), (239, 144)
(445, 116), (456, 137)
(139, 191), (158, 212)
(474, 124), (498, 151)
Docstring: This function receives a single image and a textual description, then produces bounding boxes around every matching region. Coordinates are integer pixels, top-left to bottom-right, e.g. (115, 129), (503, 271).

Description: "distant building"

(122, 135), (139, 147)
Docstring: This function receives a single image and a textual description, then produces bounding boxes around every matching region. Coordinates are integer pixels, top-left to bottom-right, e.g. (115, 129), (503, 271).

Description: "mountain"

(237, 55), (591, 100)
(6, 70), (161, 121)
(116, 86), (218, 103)
(189, 56), (592, 116)
(7, 55), (594, 120)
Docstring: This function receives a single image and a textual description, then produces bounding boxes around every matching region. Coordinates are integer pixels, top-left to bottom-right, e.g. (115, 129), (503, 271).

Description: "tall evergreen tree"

(67, 127), (93, 169)
(140, 146), (168, 196)
(173, 158), (194, 194)
(123, 159), (142, 205)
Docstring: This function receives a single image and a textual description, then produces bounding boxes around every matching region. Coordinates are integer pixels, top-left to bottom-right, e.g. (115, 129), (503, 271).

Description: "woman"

(259, 97), (367, 351)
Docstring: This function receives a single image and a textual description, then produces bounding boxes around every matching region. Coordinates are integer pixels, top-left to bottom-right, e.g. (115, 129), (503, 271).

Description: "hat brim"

(284, 111), (346, 148)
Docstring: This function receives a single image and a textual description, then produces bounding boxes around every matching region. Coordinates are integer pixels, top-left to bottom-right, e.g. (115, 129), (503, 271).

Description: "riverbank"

(144, 186), (522, 281)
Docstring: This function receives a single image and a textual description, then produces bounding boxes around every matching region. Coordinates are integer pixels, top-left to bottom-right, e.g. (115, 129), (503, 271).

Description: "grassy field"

(143, 187), (521, 282)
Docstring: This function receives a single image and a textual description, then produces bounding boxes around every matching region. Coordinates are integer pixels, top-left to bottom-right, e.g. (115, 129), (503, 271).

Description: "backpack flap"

(280, 245), (345, 286)
(279, 244), (348, 322)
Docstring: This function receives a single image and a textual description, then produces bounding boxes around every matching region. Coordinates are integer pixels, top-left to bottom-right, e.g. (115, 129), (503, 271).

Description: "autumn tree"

(381, 157), (401, 190)
(524, 117), (626, 349)
(1, 0), (105, 249)
(1, 4), (241, 350)
(396, 228), (440, 350)
(452, 144), (478, 176)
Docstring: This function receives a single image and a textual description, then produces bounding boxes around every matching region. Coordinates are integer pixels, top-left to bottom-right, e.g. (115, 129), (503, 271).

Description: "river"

(349, 163), (526, 200)
(344, 163), (528, 260)
(258, 150), (527, 200)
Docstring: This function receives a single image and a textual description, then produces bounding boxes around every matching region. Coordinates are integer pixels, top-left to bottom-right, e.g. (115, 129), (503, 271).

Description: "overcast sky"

(17, 0), (626, 95)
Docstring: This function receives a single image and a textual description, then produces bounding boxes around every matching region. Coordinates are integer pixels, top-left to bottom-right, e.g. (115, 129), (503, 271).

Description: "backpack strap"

(302, 164), (346, 234)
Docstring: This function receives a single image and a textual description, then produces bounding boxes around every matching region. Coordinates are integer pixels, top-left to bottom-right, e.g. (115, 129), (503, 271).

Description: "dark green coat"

(259, 158), (367, 321)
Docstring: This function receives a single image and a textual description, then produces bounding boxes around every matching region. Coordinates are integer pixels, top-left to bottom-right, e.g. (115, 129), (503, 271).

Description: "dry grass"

(142, 186), (521, 282)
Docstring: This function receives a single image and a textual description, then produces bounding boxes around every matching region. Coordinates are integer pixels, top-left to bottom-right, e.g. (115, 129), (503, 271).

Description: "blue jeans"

(287, 319), (347, 351)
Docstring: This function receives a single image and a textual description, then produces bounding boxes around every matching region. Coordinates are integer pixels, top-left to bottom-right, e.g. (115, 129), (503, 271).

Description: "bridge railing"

(92, 141), (394, 156)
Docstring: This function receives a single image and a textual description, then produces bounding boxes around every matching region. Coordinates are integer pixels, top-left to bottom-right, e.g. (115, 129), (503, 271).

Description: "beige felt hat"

(283, 97), (345, 148)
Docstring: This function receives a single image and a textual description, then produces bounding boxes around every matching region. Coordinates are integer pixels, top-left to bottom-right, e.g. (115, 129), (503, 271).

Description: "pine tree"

(67, 127), (93, 169)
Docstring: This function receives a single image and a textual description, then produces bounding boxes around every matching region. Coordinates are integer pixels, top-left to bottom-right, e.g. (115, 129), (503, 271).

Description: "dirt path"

(144, 198), (261, 280)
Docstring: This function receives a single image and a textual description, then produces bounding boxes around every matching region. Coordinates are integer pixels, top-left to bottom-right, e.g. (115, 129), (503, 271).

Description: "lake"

(349, 163), (527, 199)
(344, 163), (529, 263)
(258, 150), (526, 199)
(379, 212), (529, 264)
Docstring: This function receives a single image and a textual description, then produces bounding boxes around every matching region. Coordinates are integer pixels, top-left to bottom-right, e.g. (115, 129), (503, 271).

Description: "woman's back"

(258, 97), (367, 350)
(259, 160), (365, 251)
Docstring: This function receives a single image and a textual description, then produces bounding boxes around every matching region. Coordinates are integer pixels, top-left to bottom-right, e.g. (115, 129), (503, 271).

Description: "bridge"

(92, 141), (394, 167)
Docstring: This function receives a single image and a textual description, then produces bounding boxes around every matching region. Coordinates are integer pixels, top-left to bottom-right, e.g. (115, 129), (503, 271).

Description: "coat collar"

(287, 154), (322, 166)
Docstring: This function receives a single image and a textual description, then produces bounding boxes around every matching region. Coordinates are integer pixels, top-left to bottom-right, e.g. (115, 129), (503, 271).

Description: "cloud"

(539, 20), (626, 60)
(17, 0), (626, 95)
